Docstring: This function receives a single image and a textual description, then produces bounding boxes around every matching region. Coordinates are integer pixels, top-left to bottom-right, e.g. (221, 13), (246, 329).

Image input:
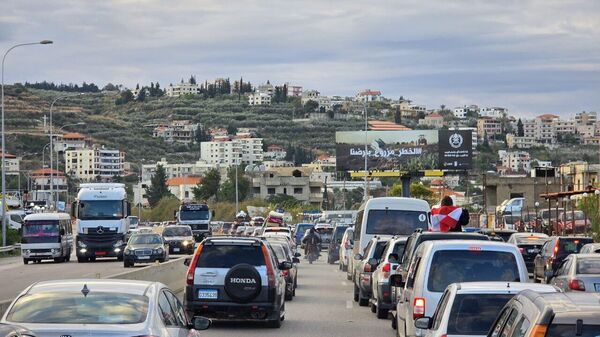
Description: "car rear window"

(560, 239), (592, 255)
(271, 245), (288, 263)
(447, 294), (514, 335)
(577, 258), (600, 274)
(373, 242), (387, 259)
(427, 250), (520, 292)
(547, 324), (600, 337)
(366, 209), (428, 235)
(197, 245), (265, 268)
(6, 292), (148, 324)
(392, 242), (406, 260)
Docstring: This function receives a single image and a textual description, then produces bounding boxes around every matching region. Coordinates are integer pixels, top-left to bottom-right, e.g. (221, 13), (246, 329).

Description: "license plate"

(173, 248), (180, 252)
(198, 289), (218, 299)
(96, 251), (107, 256)
(138, 256), (150, 260)
(595, 284), (600, 292)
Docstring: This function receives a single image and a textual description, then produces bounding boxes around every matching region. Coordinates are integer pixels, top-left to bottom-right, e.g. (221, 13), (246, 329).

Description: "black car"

(269, 241), (300, 300)
(0, 323), (36, 337)
(506, 232), (550, 274)
(533, 236), (593, 283)
(159, 225), (195, 254)
(327, 224), (349, 264)
(487, 291), (600, 336)
(123, 233), (169, 267)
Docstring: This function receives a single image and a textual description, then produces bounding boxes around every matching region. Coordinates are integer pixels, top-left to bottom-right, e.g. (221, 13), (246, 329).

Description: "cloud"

(1, 0), (599, 116)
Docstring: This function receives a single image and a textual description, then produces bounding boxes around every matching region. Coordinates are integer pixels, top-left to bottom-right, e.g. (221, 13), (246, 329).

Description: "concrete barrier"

(0, 257), (188, 317)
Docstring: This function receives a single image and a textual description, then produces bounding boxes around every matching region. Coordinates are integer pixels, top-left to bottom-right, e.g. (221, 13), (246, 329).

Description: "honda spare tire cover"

(224, 263), (262, 303)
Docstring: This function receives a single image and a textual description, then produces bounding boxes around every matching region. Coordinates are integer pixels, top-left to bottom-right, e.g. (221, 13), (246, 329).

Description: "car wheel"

(77, 256), (87, 263)
(376, 306), (389, 319)
(89, 256), (96, 262)
(54, 257), (64, 263)
(23, 258), (29, 265)
(358, 290), (369, 307)
(266, 306), (283, 328)
(353, 284), (359, 302)
(391, 314), (397, 330)
(117, 255), (124, 262)
(370, 302), (377, 313)
(285, 291), (293, 301)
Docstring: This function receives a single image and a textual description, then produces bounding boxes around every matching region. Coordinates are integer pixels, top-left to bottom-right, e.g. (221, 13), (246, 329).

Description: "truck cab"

(176, 203), (213, 241)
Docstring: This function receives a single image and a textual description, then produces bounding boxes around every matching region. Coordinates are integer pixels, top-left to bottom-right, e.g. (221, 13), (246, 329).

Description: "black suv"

(533, 236), (593, 283)
(184, 237), (291, 328)
(327, 224), (349, 264)
(488, 291), (600, 337)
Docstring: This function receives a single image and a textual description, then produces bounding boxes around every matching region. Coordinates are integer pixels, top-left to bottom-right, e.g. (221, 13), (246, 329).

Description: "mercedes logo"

(96, 226), (104, 234)
(60, 335), (72, 337)
(449, 133), (463, 149)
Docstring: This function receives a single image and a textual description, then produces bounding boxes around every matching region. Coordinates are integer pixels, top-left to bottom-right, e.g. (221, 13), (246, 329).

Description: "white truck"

(71, 183), (131, 262)
(176, 202), (213, 241)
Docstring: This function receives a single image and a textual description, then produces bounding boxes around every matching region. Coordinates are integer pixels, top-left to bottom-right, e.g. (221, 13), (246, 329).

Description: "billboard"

(335, 129), (472, 172)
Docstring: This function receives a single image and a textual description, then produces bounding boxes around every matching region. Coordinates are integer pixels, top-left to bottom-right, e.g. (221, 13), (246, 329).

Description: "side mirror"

(545, 269), (554, 278)
(59, 228), (65, 236)
(70, 202), (77, 218)
(293, 257), (300, 264)
(368, 258), (378, 267)
(173, 211), (178, 220)
(183, 257), (192, 267)
(354, 253), (363, 260)
(390, 274), (404, 287)
(415, 317), (432, 330)
(294, 252), (301, 258)
(192, 316), (211, 330)
(278, 261), (293, 270)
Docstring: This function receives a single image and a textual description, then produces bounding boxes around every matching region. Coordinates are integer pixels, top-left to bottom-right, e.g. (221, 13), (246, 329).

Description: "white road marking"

(342, 281), (348, 286)
(346, 300), (353, 309)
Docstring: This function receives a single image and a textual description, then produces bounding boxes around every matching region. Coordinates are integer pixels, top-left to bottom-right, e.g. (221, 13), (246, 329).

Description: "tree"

(217, 167), (250, 202)
(195, 128), (211, 143)
(303, 100), (319, 113)
(410, 182), (434, 203)
(227, 125), (238, 135)
(193, 168), (220, 201)
(102, 83), (118, 91)
(517, 118), (524, 137)
(115, 90), (134, 105)
(389, 183), (403, 196)
(136, 88), (146, 102)
(394, 107), (402, 124)
(145, 164), (172, 207)
(189, 75), (197, 85)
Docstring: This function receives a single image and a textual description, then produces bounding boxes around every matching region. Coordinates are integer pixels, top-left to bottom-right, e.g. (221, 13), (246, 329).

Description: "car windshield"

(577, 258), (600, 274)
(427, 250), (520, 292)
(6, 291), (148, 324)
(22, 220), (59, 237)
(197, 245), (265, 268)
(366, 209), (428, 235)
(163, 226), (192, 237)
(559, 239), (592, 255)
(447, 294), (514, 335)
(78, 200), (123, 220)
(547, 324), (600, 337)
(130, 234), (161, 245)
(296, 224), (313, 234)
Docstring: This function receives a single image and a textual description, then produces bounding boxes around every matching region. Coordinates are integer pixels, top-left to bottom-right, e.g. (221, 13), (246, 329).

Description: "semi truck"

(176, 202), (213, 241)
(71, 183), (132, 262)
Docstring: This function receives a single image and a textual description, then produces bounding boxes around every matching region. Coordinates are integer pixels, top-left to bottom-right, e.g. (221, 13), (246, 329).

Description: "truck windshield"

(180, 210), (209, 221)
(21, 220), (60, 244)
(78, 200), (123, 220)
(366, 209), (429, 235)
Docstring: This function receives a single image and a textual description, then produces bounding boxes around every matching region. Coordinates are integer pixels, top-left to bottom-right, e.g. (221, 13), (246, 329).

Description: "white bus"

(21, 212), (73, 264)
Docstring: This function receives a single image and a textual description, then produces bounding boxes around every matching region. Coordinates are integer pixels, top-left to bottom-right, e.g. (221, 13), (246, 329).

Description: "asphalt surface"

(205, 254), (394, 337)
(0, 251), (188, 302)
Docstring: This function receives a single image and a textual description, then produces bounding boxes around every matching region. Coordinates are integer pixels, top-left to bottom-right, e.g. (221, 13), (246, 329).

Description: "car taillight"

(186, 244), (203, 285)
(382, 263), (391, 273)
(519, 247), (525, 254)
(282, 269), (289, 277)
(553, 241), (559, 257)
(261, 244), (276, 287)
(568, 278), (586, 291)
(413, 297), (425, 320)
(364, 263), (372, 273)
(529, 324), (548, 337)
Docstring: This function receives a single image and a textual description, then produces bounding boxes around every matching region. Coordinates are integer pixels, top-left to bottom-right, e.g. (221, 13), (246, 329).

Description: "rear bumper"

(376, 283), (393, 308)
(185, 301), (278, 320)
(358, 273), (372, 294)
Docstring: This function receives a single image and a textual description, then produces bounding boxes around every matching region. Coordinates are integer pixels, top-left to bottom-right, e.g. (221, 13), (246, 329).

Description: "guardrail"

(0, 244), (20, 254)
(0, 256), (187, 317)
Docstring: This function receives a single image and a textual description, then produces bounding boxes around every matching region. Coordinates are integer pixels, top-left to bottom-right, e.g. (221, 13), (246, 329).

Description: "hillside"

(4, 85), (363, 167)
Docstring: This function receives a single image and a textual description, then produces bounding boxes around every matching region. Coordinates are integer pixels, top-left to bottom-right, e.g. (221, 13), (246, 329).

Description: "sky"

(1, 0), (599, 117)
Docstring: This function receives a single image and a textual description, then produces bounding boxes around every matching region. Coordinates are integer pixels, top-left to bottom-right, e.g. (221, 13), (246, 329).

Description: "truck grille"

(80, 232), (122, 243)
(191, 224), (208, 231)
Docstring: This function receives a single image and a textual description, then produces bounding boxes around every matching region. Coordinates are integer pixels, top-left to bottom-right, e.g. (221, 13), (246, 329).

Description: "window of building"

(294, 188), (303, 194)
(267, 188), (276, 195)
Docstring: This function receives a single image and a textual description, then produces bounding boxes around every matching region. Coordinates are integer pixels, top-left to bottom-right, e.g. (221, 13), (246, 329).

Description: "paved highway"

(205, 255), (393, 337)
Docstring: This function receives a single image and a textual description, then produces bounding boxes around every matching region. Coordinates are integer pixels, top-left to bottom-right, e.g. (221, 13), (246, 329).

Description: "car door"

(165, 289), (198, 336)
(551, 257), (572, 291)
(534, 241), (550, 278)
(158, 290), (188, 337)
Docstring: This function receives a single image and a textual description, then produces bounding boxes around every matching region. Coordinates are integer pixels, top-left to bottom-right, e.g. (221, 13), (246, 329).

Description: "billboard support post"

(401, 176), (411, 197)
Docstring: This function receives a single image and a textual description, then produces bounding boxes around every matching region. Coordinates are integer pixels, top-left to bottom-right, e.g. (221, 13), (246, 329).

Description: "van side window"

(490, 308), (513, 337)
(498, 309), (519, 337)
(432, 289), (451, 330)
(354, 210), (364, 242)
(406, 257), (421, 288)
(400, 236), (415, 268)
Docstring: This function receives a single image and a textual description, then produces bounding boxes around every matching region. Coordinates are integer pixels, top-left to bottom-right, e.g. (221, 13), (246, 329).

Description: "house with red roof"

(54, 132), (87, 153)
(0, 151), (20, 175)
(167, 176), (202, 201)
(418, 112), (445, 129)
(355, 89), (383, 102)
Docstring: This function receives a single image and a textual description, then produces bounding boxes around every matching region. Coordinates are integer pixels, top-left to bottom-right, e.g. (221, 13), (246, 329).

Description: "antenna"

(81, 284), (90, 297)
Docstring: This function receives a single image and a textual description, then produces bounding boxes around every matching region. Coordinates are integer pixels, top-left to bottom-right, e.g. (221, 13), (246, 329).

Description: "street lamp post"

(534, 201), (540, 231)
(54, 122), (85, 207)
(48, 95), (74, 210)
(363, 103), (368, 201)
(1, 40), (53, 246)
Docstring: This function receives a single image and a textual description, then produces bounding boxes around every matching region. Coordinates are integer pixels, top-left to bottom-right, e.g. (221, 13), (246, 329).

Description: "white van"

(392, 240), (529, 337)
(21, 213), (73, 264)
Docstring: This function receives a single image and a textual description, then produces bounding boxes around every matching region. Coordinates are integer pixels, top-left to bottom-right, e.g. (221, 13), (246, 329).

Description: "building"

(523, 114), (560, 144)
(301, 90), (320, 105)
(263, 160), (294, 169)
(152, 120), (200, 144)
(165, 82), (199, 97)
(53, 132), (87, 153)
(248, 92), (272, 105)
(249, 167), (323, 206)
(30, 168), (67, 203)
(167, 176), (201, 201)
(131, 87), (150, 99)
(368, 120), (411, 131)
(355, 89), (383, 103)
(200, 133), (263, 167)
(256, 82), (274, 96)
(141, 158), (217, 182)
(559, 161), (600, 191)
(0, 152), (20, 175)
(264, 145), (287, 160)
(479, 107), (507, 118)
(391, 99), (426, 119)
(506, 134), (538, 149)
(418, 113), (444, 128)
(498, 150), (531, 173)
(453, 105), (479, 119)
(65, 147), (125, 181)
(477, 118), (502, 139)
(575, 111), (597, 126)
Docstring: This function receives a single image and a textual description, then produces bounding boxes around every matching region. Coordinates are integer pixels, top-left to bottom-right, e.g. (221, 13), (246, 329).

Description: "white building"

(30, 168), (67, 203)
(53, 132), (87, 153)
(285, 84), (303, 97)
(65, 147), (125, 181)
(165, 82), (199, 97)
(499, 150), (532, 173)
(264, 145), (287, 160)
(575, 111), (597, 126)
(167, 176), (201, 201)
(355, 89), (383, 102)
(153, 120), (200, 143)
(480, 107), (507, 118)
(200, 133), (263, 167)
(301, 90), (320, 105)
(0, 152), (20, 176)
(256, 82), (274, 96)
(248, 92), (272, 105)
(453, 105), (479, 119)
(141, 158), (218, 182)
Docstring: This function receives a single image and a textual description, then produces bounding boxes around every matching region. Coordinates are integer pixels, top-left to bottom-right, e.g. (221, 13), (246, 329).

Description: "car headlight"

(113, 240), (124, 248)
(182, 240), (190, 246)
(77, 241), (87, 248)
(125, 248), (132, 255)
(154, 248), (164, 254)
(51, 248), (60, 253)
(23, 249), (31, 255)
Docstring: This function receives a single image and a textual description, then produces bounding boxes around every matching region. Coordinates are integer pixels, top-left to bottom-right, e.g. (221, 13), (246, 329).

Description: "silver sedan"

(1, 279), (211, 337)
(550, 254), (600, 292)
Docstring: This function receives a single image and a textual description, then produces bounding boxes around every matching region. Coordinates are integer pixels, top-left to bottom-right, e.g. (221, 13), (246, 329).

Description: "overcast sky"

(1, 0), (599, 117)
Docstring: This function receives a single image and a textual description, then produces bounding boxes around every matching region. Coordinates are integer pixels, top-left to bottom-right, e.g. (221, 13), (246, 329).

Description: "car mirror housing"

(390, 274), (404, 287)
(192, 316), (211, 330)
(279, 261), (293, 270)
(183, 257), (192, 267)
(414, 317), (432, 329)
(292, 257), (300, 264)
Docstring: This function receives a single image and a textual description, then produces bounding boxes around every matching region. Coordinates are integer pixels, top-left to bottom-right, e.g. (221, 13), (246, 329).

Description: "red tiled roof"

(167, 176), (202, 186)
(267, 145), (284, 151)
(358, 89), (381, 96)
(61, 132), (85, 139)
(368, 120), (412, 131)
(537, 114), (560, 119)
(427, 113), (443, 118)
(31, 168), (64, 176)
(0, 152), (16, 158)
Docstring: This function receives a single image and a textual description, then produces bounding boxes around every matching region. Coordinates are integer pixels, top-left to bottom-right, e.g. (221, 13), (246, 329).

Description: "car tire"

(77, 256), (87, 263)
(370, 302), (377, 313)
(266, 306), (283, 328)
(391, 314), (397, 330)
(89, 256), (96, 262)
(54, 257), (64, 263)
(353, 284), (359, 302)
(358, 290), (369, 307)
(23, 258), (29, 265)
(285, 291), (293, 301)
(376, 306), (389, 319)
(117, 255), (124, 262)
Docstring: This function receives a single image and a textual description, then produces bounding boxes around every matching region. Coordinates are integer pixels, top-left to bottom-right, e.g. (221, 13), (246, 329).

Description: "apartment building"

(0, 152), (20, 175)
(53, 132), (86, 153)
(285, 84), (303, 97)
(523, 114), (560, 144)
(301, 90), (320, 105)
(499, 150), (531, 173)
(264, 145), (287, 160)
(506, 134), (537, 149)
(30, 168), (67, 203)
(559, 161), (600, 190)
(141, 158), (217, 182)
(355, 89), (383, 102)
(477, 118), (502, 139)
(165, 82), (199, 97)
(248, 92), (272, 105)
(153, 120), (200, 143)
(480, 107), (507, 118)
(250, 167), (323, 206)
(391, 100), (426, 119)
(200, 133), (264, 166)
(453, 105), (479, 119)
(65, 147), (125, 181)
(575, 111), (597, 126)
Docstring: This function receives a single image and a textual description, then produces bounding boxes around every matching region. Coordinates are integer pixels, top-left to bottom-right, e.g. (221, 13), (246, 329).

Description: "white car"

(392, 240), (529, 337)
(414, 282), (558, 337)
(340, 227), (354, 274)
(1, 279), (211, 337)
